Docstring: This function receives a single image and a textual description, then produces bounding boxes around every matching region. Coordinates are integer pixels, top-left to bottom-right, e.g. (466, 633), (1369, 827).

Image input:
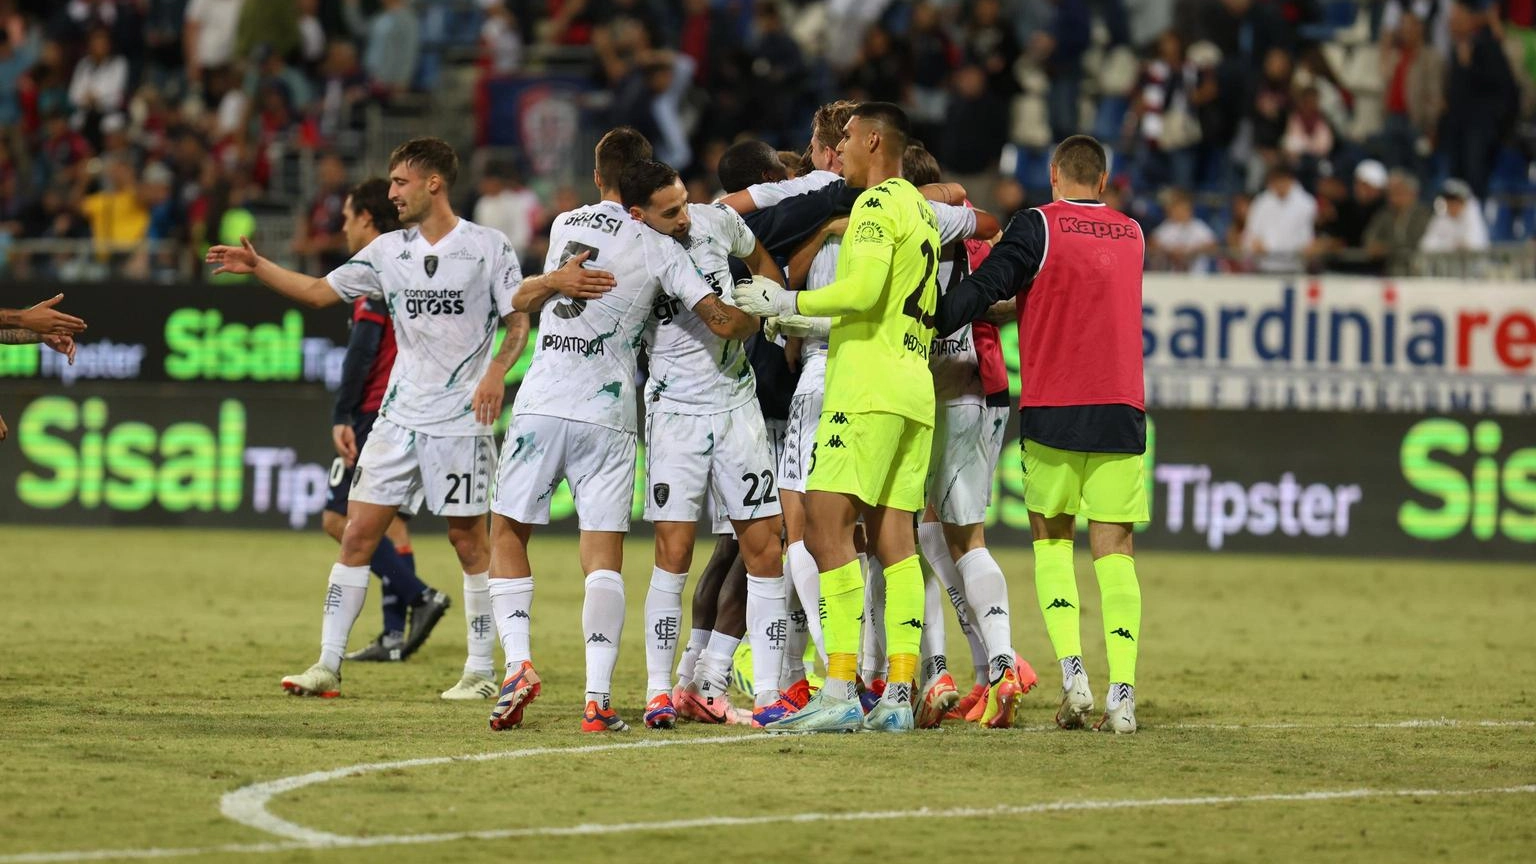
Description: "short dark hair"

(389, 137), (459, 190)
(1051, 135), (1107, 186)
(348, 177), (400, 233)
(851, 101), (911, 153)
(717, 140), (782, 193)
(902, 144), (941, 186)
(596, 126), (653, 190)
(619, 159), (681, 209)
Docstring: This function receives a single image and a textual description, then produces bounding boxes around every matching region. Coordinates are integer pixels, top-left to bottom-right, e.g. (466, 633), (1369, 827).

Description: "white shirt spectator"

(186, 0), (246, 71)
(473, 187), (542, 260)
(1151, 215), (1219, 272)
(68, 54), (128, 114)
(1420, 198), (1491, 253)
(1244, 181), (1317, 272)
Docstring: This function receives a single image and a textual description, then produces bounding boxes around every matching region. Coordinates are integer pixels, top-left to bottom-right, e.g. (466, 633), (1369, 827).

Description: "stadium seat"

(1489, 148), (1534, 194)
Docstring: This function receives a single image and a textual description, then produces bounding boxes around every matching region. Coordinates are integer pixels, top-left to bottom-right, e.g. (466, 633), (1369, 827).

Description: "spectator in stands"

(363, 0), (421, 94)
(907, 1), (956, 151)
(185, 0), (246, 94)
(1128, 30), (1213, 192)
(962, 0), (1021, 101)
(1379, 12), (1443, 174)
(68, 27), (128, 148)
(1030, 0), (1091, 139)
(1364, 169), (1433, 274)
(844, 23), (907, 105)
(38, 109), (92, 191)
(472, 163), (542, 264)
(293, 152), (349, 272)
(1442, 0), (1519, 198)
(237, 0), (300, 65)
(1150, 187), (1220, 272)
(79, 155), (150, 261)
(0, 24), (39, 146)
(297, 0), (327, 72)
(1248, 48), (1294, 190)
(1281, 85), (1334, 186)
(942, 63), (1008, 177)
(317, 40), (369, 142)
(740, 2), (804, 150)
(21, 39), (74, 137)
(481, 1), (524, 76)
(1243, 164), (1317, 272)
(1309, 158), (1388, 272)
(1419, 177), (1491, 252)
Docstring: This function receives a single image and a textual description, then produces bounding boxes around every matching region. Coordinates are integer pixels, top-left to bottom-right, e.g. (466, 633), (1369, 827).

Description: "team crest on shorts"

(653, 483), (670, 507)
(424, 255), (439, 278)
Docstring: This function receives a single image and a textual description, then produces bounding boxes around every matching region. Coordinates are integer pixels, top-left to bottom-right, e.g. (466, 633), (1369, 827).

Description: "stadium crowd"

(0, 0), (1532, 280)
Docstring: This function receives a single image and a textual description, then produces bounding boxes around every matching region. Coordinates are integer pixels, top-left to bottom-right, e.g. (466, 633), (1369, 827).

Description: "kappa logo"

(984, 606), (1007, 617)
(397, 249), (412, 260)
(653, 483), (671, 507)
(1057, 216), (1138, 240)
(830, 412), (849, 425)
(899, 617), (922, 630)
(826, 435), (846, 449)
(511, 610), (530, 619)
(861, 198), (882, 209)
(586, 633), (613, 644)
(1110, 627), (1136, 642)
(424, 255), (439, 278)
(1046, 598), (1076, 610)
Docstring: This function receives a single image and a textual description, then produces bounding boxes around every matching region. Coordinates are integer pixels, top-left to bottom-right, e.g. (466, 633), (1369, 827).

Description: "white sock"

(920, 570), (949, 685)
(957, 547), (1015, 681)
(1062, 655), (1086, 689)
(582, 570), (625, 704)
(781, 584), (809, 683)
(488, 576), (533, 669)
(918, 521), (987, 686)
(644, 568), (687, 698)
(696, 630), (739, 703)
(745, 574), (786, 707)
(859, 554), (886, 682)
(319, 563), (370, 673)
(1107, 682), (1135, 709)
(462, 571), (494, 677)
(786, 541), (826, 664)
(676, 627), (710, 688)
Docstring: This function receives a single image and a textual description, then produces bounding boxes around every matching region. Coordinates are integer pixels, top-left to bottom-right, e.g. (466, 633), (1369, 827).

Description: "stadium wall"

(1, 278), (1531, 561)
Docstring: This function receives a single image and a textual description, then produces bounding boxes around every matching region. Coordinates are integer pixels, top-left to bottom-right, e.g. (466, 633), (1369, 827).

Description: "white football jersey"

(796, 200), (977, 382)
(643, 202), (758, 414)
(931, 242), (986, 405)
(327, 219), (519, 436)
(746, 169), (840, 210)
(514, 200), (715, 433)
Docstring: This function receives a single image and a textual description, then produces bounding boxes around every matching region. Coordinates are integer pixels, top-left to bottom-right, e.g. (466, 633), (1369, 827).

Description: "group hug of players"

(206, 98), (1147, 736)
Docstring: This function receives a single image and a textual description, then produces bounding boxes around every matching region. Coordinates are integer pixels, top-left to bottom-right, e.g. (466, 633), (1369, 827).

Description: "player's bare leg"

(1088, 520), (1139, 734)
(487, 515), (540, 728)
(281, 501), (398, 697)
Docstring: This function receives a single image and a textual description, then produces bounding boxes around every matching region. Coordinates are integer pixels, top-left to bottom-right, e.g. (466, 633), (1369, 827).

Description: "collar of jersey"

(1060, 198), (1106, 207)
(405, 217), (465, 248)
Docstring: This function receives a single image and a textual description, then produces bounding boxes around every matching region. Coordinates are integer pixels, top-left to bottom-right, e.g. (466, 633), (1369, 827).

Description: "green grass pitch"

(2, 525), (1533, 863)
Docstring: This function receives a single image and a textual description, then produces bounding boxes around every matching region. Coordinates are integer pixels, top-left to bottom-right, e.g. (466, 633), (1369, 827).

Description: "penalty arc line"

(5, 785), (1535, 863)
(3, 719), (1533, 864)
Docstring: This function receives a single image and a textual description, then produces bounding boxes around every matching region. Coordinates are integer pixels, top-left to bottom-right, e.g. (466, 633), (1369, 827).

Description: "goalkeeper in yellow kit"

(733, 102), (941, 732)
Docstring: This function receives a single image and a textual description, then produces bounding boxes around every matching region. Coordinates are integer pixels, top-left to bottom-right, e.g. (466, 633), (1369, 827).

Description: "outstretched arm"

(934, 209), (1046, 336)
(0, 294), (87, 335)
(206, 237), (341, 308)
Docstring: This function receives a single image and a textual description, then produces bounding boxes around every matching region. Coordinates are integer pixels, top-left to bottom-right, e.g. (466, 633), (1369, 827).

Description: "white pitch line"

(4, 718), (1532, 864)
(6, 785), (1534, 864)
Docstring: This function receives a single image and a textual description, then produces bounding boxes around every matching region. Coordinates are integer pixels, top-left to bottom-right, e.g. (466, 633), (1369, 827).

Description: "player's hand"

(472, 369), (506, 426)
(332, 424), (358, 466)
(0, 411), (7, 442)
(42, 334), (77, 364)
(17, 294), (86, 335)
(732, 275), (796, 318)
(546, 250), (616, 300)
(768, 314), (818, 339)
(206, 236), (261, 275)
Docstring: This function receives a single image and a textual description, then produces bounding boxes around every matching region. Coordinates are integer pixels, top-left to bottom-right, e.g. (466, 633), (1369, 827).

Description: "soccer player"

(899, 144), (1034, 729)
(320, 177), (451, 664)
(618, 159), (797, 730)
(485, 128), (757, 734)
(734, 102), (943, 733)
(207, 137), (607, 700)
(935, 135), (1147, 734)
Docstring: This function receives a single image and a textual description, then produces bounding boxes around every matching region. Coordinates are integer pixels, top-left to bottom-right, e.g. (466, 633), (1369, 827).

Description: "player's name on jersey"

(1145, 368), (1536, 414)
